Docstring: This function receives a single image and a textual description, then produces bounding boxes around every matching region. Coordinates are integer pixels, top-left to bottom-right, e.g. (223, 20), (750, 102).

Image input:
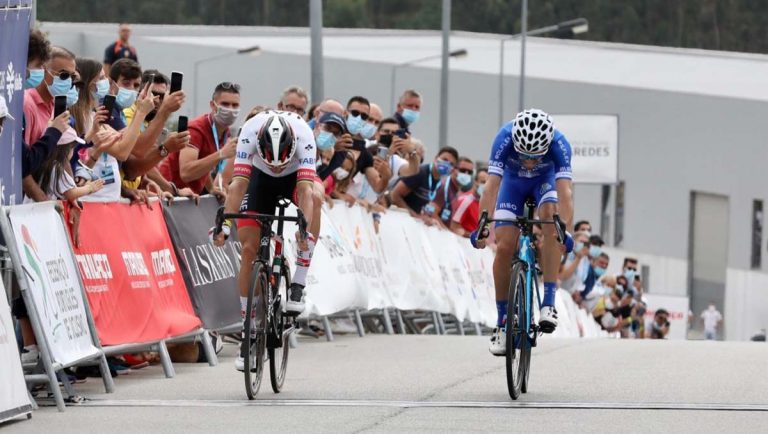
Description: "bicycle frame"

(517, 229), (543, 345)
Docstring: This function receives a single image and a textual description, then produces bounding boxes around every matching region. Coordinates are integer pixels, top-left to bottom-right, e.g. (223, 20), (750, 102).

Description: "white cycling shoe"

(286, 283), (306, 316)
(235, 355), (245, 372)
(489, 327), (506, 356)
(539, 306), (558, 333)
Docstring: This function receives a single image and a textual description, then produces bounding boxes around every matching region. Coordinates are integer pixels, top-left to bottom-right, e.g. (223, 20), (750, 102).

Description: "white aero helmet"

(512, 109), (554, 156)
(256, 113), (297, 167)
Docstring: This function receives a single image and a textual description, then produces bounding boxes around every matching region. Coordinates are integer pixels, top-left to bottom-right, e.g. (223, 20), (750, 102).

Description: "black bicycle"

(477, 198), (566, 400)
(215, 199), (307, 399)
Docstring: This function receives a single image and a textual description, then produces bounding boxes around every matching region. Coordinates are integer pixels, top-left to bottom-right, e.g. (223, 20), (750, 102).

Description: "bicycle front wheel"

(269, 265), (292, 393)
(521, 274), (537, 394)
(506, 261), (528, 400)
(243, 262), (268, 400)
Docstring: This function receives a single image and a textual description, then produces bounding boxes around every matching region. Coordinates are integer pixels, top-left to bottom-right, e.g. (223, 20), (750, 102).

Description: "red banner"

(67, 202), (201, 345)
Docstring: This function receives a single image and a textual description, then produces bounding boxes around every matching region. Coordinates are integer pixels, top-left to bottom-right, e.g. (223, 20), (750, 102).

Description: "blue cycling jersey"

(487, 122), (573, 181)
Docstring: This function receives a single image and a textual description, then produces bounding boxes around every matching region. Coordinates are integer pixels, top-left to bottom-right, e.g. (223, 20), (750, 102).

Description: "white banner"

(552, 114), (618, 184)
(8, 203), (99, 366)
(0, 280), (32, 423)
(644, 294), (689, 340)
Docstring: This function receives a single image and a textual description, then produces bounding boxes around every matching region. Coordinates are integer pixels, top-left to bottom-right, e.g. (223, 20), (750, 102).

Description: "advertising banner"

(163, 197), (240, 330)
(0, 279), (32, 423)
(70, 202), (200, 345)
(552, 114), (619, 184)
(7, 202), (99, 365)
(0, 2), (31, 206)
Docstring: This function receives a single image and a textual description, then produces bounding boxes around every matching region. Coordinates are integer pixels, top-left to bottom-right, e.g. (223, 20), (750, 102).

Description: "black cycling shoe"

(285, 283), (305, 316)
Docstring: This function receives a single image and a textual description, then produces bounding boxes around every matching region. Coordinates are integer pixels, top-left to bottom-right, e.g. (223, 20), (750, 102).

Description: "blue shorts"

(494, 172), (558, 227)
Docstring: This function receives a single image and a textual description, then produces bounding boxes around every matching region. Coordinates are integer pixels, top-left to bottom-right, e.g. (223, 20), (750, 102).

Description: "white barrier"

(0, 280), (33, 423)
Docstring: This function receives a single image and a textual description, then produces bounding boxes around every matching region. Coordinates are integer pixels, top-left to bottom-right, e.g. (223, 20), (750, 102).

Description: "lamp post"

(497, 18), (588, 124)
(192, 46), (261, 113)
(389, 49), (468, 114)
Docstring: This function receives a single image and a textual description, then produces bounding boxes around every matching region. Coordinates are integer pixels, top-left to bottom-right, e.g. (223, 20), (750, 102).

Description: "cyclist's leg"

(288, 177), (322, 288)
(492, 175), (527, 326)
(534, 175), (560, 329)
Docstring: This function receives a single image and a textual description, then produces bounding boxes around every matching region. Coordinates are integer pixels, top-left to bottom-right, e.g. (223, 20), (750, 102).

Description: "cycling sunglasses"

(349, 109), (369, 121)
(519, 153), (544, 161)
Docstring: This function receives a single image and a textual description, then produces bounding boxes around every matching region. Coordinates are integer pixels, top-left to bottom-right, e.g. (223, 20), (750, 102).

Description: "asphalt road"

(3, 334), (768, 433)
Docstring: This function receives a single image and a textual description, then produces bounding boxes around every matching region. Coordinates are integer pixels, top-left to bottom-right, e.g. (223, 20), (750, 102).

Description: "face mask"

(360, 122), (376, 140)
(589, 245), (602, 259)
(346, 114), (364, 135)
(214, 106), (239, 127)
(435, 160), (452, 176)
(92, 78), (110, 101)
(316, 130), (336, 151)
(25, 69), (44, 89)
(456, 172), (473, 188)
(47, 74), (72, 97)
(574, 241), (585, 253)
(333, 168), (349, 180)
(476, 183), (485, 197)
(594, 266), (606, 278)
(402, 108), (420, 125)
(116, 87), (138, 108)
(624, 269), (636, 282)
(66, 85), (79, 107)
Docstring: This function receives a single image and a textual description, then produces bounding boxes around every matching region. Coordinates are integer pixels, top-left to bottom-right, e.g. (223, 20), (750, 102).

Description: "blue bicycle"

(477, 198), (566, 400)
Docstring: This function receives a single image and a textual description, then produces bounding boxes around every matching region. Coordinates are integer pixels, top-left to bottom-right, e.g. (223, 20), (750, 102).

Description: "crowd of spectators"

(2, 24), (674, 365)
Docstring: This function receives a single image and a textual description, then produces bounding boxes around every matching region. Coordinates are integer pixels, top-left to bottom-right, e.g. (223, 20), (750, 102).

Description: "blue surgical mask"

(589, 245), (602, 259)
(624, 269), (636, 282)
(435, 160), (452, 176)
(574, 241), (585, 252)
(476, 183), (485, 197)
(47, 75), (72, 97)
(25, 69), (44, 89)
(116, 87), (138, 108)
(594, 266), (606, 277)
(456, 172), (473, 188)
(360, 122), (376, 140)
(92, 79), (110, 101)
(346, 114), (364, 135)
(66, 85), (79, 107)
(402, 108), (420, 125)
(316, 130), (336, 151)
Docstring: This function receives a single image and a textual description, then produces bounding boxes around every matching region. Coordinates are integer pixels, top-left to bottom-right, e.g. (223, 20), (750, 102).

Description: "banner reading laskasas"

(163, 196), (240, 330)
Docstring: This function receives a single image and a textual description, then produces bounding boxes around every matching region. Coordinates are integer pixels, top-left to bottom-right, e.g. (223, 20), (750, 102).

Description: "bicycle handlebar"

(477, 210), (566, 244)
(214, 207), (309, 240)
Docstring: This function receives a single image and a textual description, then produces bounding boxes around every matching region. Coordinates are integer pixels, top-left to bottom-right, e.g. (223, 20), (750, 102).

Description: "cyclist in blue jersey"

(470, 109), (574, 355)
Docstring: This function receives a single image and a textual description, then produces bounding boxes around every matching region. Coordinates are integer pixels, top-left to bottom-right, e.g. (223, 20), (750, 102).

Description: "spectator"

(345, 96), (388, 194)
(574, 251), (610, 312)
(592, 286), (624, 333)
(160, 82), (240, 196)
(574, 220), (591, 233)
(23, 46), (76, 146)
(308, 98), (344, 129)
(391, 146), (459, 224)
(700, 303), (723, 340)
(412, 138), (426, 164)
(559, 231), (591, 295)
(108, 58), (142, 126)
(104, 23), (138, 76)
(428, 156), (474, 226)
(23, 29), (51, 90)
(450, 168), (488, 237)
(327, 152), (358, 206)
(621, 257), (639, 285)
(650, 308), (670, 339)
(26, 128), (105, 203)
(314, 112), (351, 181)
(367, 102), (383, 131)
(393, 89), (422, 133)
(276, 85), (309, 117)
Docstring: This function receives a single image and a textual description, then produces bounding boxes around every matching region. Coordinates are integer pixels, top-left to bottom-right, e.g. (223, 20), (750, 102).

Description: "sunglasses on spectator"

(217, 81), (241, 91)
(625, 267), (637, 272)
(457, 168), (473, 174)
(283, 103), (306, 116)
(47, 69), (76, 81)
(349, 109), (369, 121)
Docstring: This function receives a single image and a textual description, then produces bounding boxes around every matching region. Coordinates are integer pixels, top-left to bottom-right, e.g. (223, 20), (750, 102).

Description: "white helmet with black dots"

(512, 109), (554, 156)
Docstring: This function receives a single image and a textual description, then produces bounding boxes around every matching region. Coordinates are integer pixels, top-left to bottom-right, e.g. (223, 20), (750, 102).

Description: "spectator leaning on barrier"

(428, 156), (474, 227)
(374, 116), (419, 188)
(276, 85), (309, 118)
(391, 146), (459, 224)
(160, 82), (240, 197)
(573, 248), (609, 312)
(345, 96), (389, 194)
(450, 168), (489, 237)
(314, 111), (351, 180)
(393, 89), (422, 134)
(104, 23), (138, 76)
(559, 230), (591, 295)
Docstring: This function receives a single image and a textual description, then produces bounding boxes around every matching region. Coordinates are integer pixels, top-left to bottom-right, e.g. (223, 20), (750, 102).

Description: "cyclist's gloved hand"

(208, 220), (232, 246)
(563, 231), (574, 253)
(470, 226), (488, 249)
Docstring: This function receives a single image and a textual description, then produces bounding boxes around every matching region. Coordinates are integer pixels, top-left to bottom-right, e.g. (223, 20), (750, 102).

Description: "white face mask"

(333, 168), (350, 180)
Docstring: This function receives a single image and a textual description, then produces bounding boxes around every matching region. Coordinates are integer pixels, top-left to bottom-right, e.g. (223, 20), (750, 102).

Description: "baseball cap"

(0, 96), (15, 120)
(57, 127), (86, 145)
(319, 112), (347, 134)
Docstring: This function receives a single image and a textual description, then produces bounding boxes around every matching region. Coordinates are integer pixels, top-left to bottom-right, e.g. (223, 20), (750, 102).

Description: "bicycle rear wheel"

(243, 262), (268, 400)
(506, 261), (528, 400)
(269, 265), (292, 393)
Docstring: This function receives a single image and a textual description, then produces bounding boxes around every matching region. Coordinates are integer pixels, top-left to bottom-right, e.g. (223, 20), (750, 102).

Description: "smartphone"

(395, 128), (408, 139)
(170, 71), (183, 94)
(54, 95), (67, 118)
(102, 94), (116, 123)
(177, 115), (188, 133)
(378, 134), (393, 147)
(352, 138), (367, 150)
(377, 147), (389, 159)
